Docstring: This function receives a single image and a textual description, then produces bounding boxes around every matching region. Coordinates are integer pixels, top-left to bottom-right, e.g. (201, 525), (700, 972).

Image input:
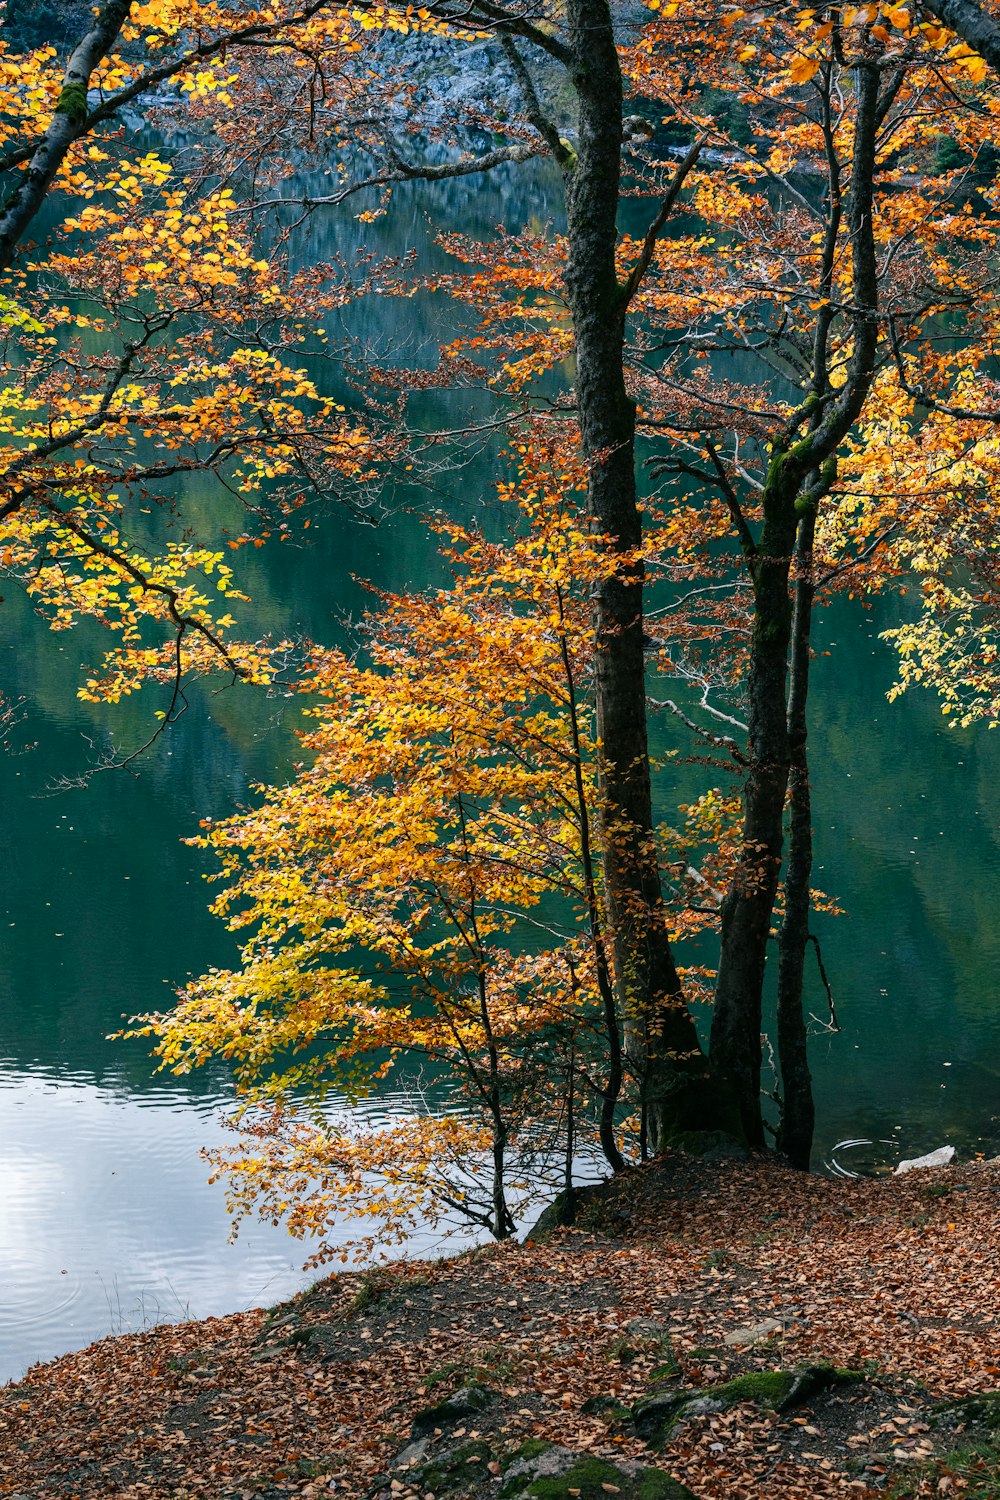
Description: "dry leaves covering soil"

(3, 1152), (1000, 1500)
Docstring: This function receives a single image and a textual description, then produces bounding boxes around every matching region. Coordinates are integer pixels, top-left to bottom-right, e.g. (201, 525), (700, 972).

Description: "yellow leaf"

(789, 54), (821, 82)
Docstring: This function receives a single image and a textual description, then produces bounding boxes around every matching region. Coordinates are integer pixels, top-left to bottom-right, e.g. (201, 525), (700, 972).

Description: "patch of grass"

(475, 1345), (515, 1380)
(423, 1351), (513, 1392)
(294, 1454), (337, 1479)
(423, 1360), (465, 1391)
(451, 1242), (498, 1266)
(350, 1268), (391, 1313)
(888, 1438), (1000, 1498)
(166, 1351), (211, 1373)
(606, 1335), (639, 1364)
(648, 1336), (681, 1383)
(700, 1248), (737, 1273)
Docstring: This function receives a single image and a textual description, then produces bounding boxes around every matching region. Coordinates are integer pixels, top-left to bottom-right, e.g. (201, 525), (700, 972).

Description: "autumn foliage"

(7, 0), (1000, 1257)
(128, 446), (735, 1252)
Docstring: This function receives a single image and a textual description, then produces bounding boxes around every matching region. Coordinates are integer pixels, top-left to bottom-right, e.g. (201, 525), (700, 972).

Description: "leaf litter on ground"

(3, 1151), (1000, 1499)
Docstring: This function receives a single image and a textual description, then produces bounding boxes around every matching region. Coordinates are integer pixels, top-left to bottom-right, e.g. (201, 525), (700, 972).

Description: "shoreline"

(3, 1150), (1000, 1498)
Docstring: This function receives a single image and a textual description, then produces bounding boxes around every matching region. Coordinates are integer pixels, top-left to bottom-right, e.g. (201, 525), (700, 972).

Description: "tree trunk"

(774, 510), (817, 1170)
(0, 0), (135, 272)
(709, 57), (881, 1152)
(562, 0), (714, 1148)
(709, 454), (801, 1148)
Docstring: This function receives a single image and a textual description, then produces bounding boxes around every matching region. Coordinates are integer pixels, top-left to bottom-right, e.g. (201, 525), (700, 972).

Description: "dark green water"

(2, 163), (999, 1384)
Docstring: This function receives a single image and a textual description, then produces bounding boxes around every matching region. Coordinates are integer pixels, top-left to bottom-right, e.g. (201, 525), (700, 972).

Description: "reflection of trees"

(799, 597), (1000, 1143)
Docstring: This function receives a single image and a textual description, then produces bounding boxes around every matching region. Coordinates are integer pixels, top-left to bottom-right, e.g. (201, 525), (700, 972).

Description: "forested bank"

(4, 0), (1000, 1419)
(4, 1150), (1000, 1498)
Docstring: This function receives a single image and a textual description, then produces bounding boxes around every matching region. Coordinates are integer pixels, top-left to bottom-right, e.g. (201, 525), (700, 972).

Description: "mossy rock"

(410, 1383), (496, 1438)
(633, 1388), (726, 1446)
(504, 1439), (554, 1466)
(634, 1365), (863, 1446)
(414, 1438), (495, 1492)
(933, 1391), (1000, 1431)
(579, 1394), (632, 1421)
(501, 1446), (695, 1500)
(527, 1189), (578, 1239)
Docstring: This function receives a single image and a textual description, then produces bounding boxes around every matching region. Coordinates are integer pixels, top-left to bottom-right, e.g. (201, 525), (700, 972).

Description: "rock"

(622, 114), (655, 142)
(670, 1130), (751, 1160)
(410, 1384), (495, 1438)
(895, 1146), (956, 1174)
(932, 1390), (1000, 1431)
(525, 1180), (628, 1239)
(500, 1443), (696, 1499)
(633, 1389), (723, 1444)
(403, 1438), (495, 1494)
(391, 1437), (431, 1469)
(723, 1317), (784, 1348)
(525, 1190), (577, 1240)
(579, 1394), (632, 1420)
(633, 1366), (863, 1447)
(624, 1318), (668, 1339)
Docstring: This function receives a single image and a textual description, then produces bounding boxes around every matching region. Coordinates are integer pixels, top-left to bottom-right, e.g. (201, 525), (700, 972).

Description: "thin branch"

(499, 35), (571, 166)
(705, 436), (758, 559)
(817, 524), (897, 586)
(650, 697), (747, 764)
(621, 133), (706, 309)
(243, 139), (543, 216)
(36, 497), (248, 680)
(0, 0), (341, 265)
(807, 932), (840, 1033)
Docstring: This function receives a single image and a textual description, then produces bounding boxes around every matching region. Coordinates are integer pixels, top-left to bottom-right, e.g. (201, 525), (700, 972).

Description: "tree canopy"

(5, 0), (1000, 1254)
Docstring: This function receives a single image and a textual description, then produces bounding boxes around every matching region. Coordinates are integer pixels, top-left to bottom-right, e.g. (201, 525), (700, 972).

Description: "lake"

(2, 158), (999, 1385)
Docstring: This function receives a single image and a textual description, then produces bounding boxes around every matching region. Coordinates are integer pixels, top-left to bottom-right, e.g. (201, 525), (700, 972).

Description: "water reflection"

(824, 1138), (900, 1179)
(0, 1069), (475, 1385)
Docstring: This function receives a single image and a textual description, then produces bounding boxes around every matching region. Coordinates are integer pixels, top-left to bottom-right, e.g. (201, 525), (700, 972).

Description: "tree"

(129, 447), (731, 1252)
(607, 0), (1000, 1160)
(10, 0), (1000, 1193)
(2, 0), (722, 1142)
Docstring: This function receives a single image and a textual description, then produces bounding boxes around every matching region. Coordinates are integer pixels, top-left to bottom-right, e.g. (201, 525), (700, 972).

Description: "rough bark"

(709, 453), (802, 1149)
(558, 596), (626, 1174)
(924, 0), (1000, 70)
(559, 0), (715, 1148)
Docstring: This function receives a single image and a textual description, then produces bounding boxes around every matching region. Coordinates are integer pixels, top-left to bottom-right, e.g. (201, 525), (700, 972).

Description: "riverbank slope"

(3, 1150), (1000, 1499)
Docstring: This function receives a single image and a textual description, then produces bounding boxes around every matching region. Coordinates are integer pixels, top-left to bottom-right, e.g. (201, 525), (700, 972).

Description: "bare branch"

(500, 35), (570, 166)
(649, 696), (747, 764)
(621, 134), (706, 310)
